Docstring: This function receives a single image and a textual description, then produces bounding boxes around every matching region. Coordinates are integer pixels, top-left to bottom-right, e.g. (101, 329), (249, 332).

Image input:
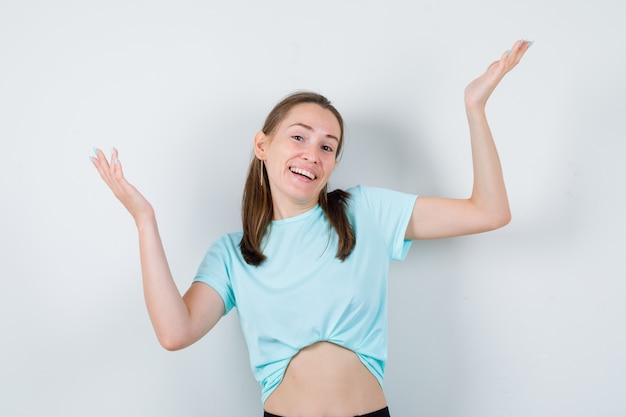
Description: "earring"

(259, 160), (265, 187)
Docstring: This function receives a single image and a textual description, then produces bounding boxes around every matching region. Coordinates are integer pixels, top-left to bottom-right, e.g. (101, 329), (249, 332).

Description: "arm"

(91, 148), (224, 350)
(406, 39), (531, 240)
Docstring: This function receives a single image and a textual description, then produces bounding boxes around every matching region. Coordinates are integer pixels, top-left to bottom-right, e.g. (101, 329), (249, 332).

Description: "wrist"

(134, 207), (157, 232)
(465, 104), (487, 119)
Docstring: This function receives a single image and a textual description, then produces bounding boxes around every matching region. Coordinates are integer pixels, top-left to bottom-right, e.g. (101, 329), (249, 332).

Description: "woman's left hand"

(464, 39), (532, 110)
(405, 39), (532, 240)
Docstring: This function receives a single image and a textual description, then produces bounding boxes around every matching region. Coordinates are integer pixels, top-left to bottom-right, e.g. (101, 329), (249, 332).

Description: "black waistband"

(263, 406), (390, 417)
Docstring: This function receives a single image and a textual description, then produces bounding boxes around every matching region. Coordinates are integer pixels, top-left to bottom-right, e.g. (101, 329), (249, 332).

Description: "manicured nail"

(507, 49), (512, 56)
(529, 40), (534, 47)
(89, 156), (95, 164)
(93, 147), (98, 157)
(111, 147), (116, 155)
(114, 157), (119, 165)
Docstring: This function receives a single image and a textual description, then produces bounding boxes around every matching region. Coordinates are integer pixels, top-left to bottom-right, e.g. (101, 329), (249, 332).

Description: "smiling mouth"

(290, 167), (316, 180)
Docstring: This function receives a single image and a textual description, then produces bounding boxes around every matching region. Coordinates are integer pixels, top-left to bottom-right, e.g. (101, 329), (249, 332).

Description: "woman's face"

(255, 102), (341, 218)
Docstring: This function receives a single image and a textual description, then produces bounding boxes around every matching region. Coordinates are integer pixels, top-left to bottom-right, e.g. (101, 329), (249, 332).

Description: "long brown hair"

(239, 91), (356, 266)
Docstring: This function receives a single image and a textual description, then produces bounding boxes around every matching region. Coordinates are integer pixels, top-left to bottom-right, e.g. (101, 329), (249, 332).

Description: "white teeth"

(290, 167), (316, 180)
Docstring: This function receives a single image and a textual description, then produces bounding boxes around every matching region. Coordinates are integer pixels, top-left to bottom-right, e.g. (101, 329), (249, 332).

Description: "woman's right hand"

(91, 147), (155, 226)
(91, 148), (224, 348)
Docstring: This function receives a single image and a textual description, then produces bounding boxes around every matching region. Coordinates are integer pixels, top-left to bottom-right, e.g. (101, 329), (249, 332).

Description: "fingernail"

(111, 146), (116, 155)
(529, 40), (534, 47)
(89, 156), (95, 164)
(114, 157), (119, 165)
(93, 147), (98, 157)
(507, 49), (512, 56)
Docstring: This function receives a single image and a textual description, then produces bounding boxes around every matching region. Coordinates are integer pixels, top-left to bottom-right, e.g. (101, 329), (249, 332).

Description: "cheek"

(322, 164), (337, 178)
(324, 157), (338, 171)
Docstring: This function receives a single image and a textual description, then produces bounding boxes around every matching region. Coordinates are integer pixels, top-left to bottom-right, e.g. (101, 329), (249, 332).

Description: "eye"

(321, 145), (334, 153)
(292, 135), (304, 142)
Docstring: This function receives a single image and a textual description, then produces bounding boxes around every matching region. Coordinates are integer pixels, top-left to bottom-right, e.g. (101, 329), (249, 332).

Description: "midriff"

(263, 341), (387, 417)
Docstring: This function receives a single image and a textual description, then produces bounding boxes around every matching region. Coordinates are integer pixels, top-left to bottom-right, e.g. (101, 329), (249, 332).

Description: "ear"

(253, 131), (268, 160)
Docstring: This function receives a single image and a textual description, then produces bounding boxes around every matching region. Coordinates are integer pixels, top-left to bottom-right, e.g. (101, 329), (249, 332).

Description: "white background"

(1, 0), (624, 416)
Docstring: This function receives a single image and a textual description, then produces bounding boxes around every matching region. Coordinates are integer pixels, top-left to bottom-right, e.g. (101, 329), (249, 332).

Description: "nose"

(302, 145), (320, 163)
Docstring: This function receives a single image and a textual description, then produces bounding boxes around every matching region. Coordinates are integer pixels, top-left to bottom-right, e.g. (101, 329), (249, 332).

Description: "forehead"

(280, 103), (341, 139)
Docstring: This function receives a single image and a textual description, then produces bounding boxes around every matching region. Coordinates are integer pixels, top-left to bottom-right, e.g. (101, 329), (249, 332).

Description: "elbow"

(503, 210), (512, 227)
(160, 340), (184, 352)
(156, 331), (190, 352)
(488, 208), (512, 231)
(158, 337), (183, 352)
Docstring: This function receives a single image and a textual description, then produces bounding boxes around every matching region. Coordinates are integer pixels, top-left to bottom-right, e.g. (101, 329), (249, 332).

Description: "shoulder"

(345, 185), (418, 209)
(196, 230), (247, 284)
(203, 230), (244, 261)
(344, 184), (370, 205)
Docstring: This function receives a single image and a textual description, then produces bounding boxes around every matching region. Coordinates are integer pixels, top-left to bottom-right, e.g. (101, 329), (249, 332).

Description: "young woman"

(91, 39), (531, 417)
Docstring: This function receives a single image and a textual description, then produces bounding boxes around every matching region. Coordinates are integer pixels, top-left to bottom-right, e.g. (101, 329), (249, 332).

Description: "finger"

(91, 147), (125, 191)
(107, 149), (134, 194)
(112, 153), (126, 183)
(497, 39), (531, 75)
(111, 146), (119, 165)
(109, 147), (119, 176)
(92, 147), (113, 172)
(509, 39), (532, 61)
(112, 152), (131, 189)
(91, 147), (110, 179)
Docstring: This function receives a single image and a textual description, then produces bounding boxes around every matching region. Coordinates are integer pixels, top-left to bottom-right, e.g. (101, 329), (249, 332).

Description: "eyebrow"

(289, 123), (339, 142)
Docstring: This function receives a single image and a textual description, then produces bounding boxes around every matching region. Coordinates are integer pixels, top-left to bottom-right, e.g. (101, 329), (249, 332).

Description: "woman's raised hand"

(464, 39), (532, 110)
(91, 148), (155, 226)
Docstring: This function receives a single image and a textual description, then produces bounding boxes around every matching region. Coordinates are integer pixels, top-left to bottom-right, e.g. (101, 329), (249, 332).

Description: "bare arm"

(91, 148), (224, 350)
(406, 39), (531, 240)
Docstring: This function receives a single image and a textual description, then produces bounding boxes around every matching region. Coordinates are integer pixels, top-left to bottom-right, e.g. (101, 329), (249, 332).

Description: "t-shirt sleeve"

(193, 236), (237, 314)
(352, 185), (418, 260)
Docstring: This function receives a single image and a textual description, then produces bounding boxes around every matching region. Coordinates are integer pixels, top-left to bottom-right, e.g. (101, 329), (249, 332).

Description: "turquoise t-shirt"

(194, 185), (418, 403)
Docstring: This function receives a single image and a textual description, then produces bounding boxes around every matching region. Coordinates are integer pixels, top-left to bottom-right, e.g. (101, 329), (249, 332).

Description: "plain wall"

(1, 0), (624, 416)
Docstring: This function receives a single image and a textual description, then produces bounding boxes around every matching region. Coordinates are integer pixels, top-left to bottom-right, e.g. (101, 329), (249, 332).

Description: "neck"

(272, 199), (318, 220)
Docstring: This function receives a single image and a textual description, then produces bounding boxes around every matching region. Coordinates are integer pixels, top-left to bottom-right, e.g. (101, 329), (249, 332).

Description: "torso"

(263, 342), (387, 417)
